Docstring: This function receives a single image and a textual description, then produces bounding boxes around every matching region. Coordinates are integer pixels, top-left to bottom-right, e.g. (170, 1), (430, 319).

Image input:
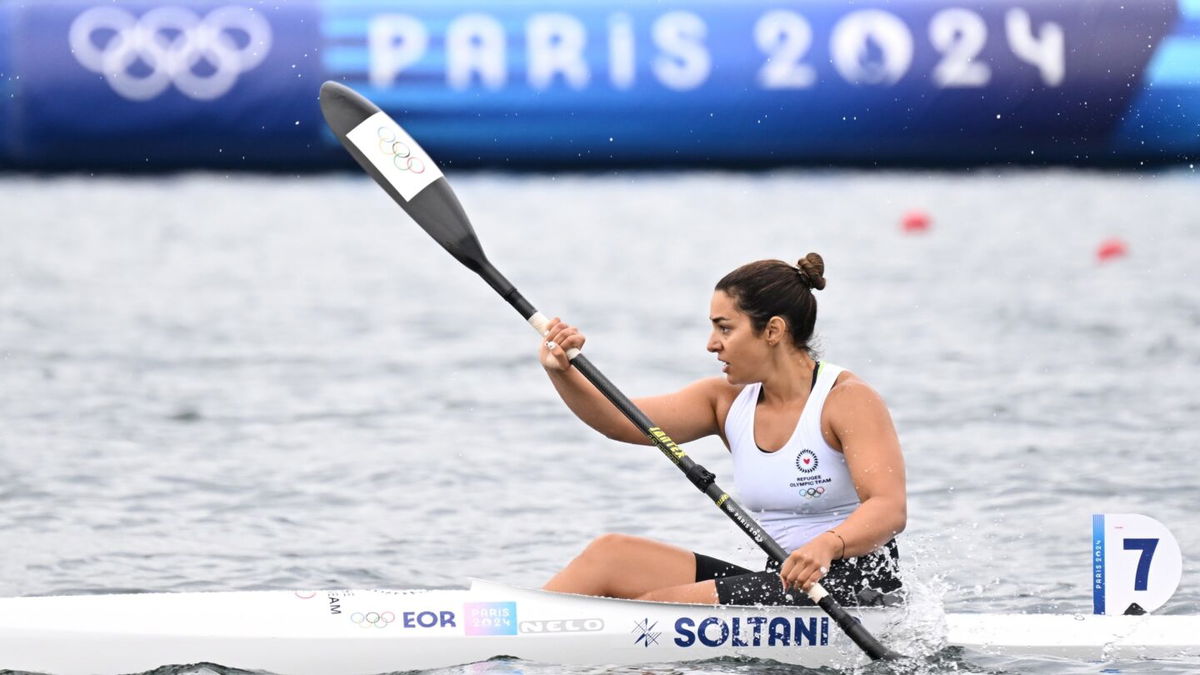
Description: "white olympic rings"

(351, 610), (396, 628)
(69, 5), (272, 101)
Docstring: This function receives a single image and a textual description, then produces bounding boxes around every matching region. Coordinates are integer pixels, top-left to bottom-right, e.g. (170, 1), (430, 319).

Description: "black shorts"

(694, 539), (903, 607)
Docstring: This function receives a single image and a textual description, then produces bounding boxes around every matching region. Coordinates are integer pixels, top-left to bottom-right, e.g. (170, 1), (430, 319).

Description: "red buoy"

(1096, 237), (1129, 262)
(901, 209), (931, 234)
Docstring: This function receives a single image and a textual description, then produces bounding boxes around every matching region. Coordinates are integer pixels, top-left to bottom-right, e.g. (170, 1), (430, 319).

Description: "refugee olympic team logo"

(377, 127), (427, 174)
(68, 5), (273, 101)
(795, 449), (819, 474)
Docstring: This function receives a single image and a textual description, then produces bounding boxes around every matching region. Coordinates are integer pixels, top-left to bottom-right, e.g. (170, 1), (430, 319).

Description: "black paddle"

(318, 80), (903, 662)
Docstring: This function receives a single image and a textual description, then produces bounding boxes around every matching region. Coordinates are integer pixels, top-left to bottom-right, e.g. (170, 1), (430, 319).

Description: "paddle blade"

(319, 81), (490, 274)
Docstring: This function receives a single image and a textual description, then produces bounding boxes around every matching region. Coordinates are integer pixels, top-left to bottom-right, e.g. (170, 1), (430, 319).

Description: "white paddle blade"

(1092, 513), (1182, 615)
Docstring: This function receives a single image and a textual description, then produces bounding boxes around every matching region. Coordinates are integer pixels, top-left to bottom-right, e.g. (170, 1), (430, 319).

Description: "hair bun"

(796, 252), (826, 290)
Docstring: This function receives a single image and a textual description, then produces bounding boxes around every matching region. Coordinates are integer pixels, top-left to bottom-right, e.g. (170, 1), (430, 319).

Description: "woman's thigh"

(544, 533), (699, 598)
(637, 579), (719, 604)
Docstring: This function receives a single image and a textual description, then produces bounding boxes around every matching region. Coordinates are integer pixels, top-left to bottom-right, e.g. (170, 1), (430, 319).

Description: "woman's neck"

(757, 350), (816, 404)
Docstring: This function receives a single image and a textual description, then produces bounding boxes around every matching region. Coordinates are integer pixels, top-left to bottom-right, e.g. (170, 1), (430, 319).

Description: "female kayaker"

(539, 254), (906, 606)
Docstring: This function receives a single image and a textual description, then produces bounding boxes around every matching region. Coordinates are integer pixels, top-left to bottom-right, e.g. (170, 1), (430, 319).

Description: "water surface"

(1, 170), (1198, 673)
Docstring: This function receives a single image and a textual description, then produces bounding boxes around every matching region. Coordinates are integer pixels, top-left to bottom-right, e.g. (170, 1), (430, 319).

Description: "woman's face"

(707, 290), (768, 384)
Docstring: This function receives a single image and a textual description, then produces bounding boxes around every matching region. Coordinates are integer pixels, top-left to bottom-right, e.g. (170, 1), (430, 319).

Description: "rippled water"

(1, 170), (1198, 674)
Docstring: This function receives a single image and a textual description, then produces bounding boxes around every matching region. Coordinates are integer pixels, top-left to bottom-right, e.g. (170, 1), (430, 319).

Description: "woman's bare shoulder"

(691, 375), (744, 403)
(827, 369), (891, 413)
(830, 368), (872, 390)
(695, 377), (744, 445)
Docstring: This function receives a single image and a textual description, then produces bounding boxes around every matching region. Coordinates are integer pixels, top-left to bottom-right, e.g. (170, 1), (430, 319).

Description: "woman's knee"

(579, 532), (645, 563)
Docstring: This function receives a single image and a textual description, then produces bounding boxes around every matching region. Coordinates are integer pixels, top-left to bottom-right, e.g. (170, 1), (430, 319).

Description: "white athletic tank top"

(726, 362), (861, 553)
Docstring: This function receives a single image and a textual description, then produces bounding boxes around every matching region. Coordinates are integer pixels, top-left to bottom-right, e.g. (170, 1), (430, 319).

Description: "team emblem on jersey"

(795, 449), (819, 473)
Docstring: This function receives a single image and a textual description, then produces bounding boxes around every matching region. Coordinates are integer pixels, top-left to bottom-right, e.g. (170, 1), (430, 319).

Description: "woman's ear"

(765, 316), (788, 346)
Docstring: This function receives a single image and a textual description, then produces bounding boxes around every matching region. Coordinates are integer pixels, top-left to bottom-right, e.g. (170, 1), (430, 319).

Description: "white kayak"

(1, 579), (1197, 674)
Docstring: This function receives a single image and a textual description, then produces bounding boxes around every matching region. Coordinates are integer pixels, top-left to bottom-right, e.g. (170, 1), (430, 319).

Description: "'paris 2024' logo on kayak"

(464, 601), (517, 636)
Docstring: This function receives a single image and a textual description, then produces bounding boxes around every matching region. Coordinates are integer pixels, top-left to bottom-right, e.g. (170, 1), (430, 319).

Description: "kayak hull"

(0, 580), (1195, 674)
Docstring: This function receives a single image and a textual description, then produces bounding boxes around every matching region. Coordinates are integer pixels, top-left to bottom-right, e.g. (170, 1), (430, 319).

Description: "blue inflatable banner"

(0, 0), (1196, 168)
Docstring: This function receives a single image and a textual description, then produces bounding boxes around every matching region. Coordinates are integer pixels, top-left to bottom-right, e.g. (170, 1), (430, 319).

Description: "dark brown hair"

(714, 253), (826, 353)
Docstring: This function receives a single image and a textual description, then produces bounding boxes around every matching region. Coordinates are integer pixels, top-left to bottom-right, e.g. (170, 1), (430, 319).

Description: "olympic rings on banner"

(68, 5), (272, 101)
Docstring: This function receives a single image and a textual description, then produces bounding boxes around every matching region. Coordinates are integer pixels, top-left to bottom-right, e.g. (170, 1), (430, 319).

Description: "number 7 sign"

(1093, 514), (1182, 615)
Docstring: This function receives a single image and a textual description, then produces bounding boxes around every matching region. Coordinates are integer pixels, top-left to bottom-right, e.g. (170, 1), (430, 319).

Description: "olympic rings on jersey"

(68, 5), (272, 101)
(377, 127), (427, 174)
(802, 486), (826, 498)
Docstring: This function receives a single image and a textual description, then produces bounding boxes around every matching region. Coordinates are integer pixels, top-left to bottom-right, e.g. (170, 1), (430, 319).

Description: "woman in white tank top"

(538, 254), (906, 606)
